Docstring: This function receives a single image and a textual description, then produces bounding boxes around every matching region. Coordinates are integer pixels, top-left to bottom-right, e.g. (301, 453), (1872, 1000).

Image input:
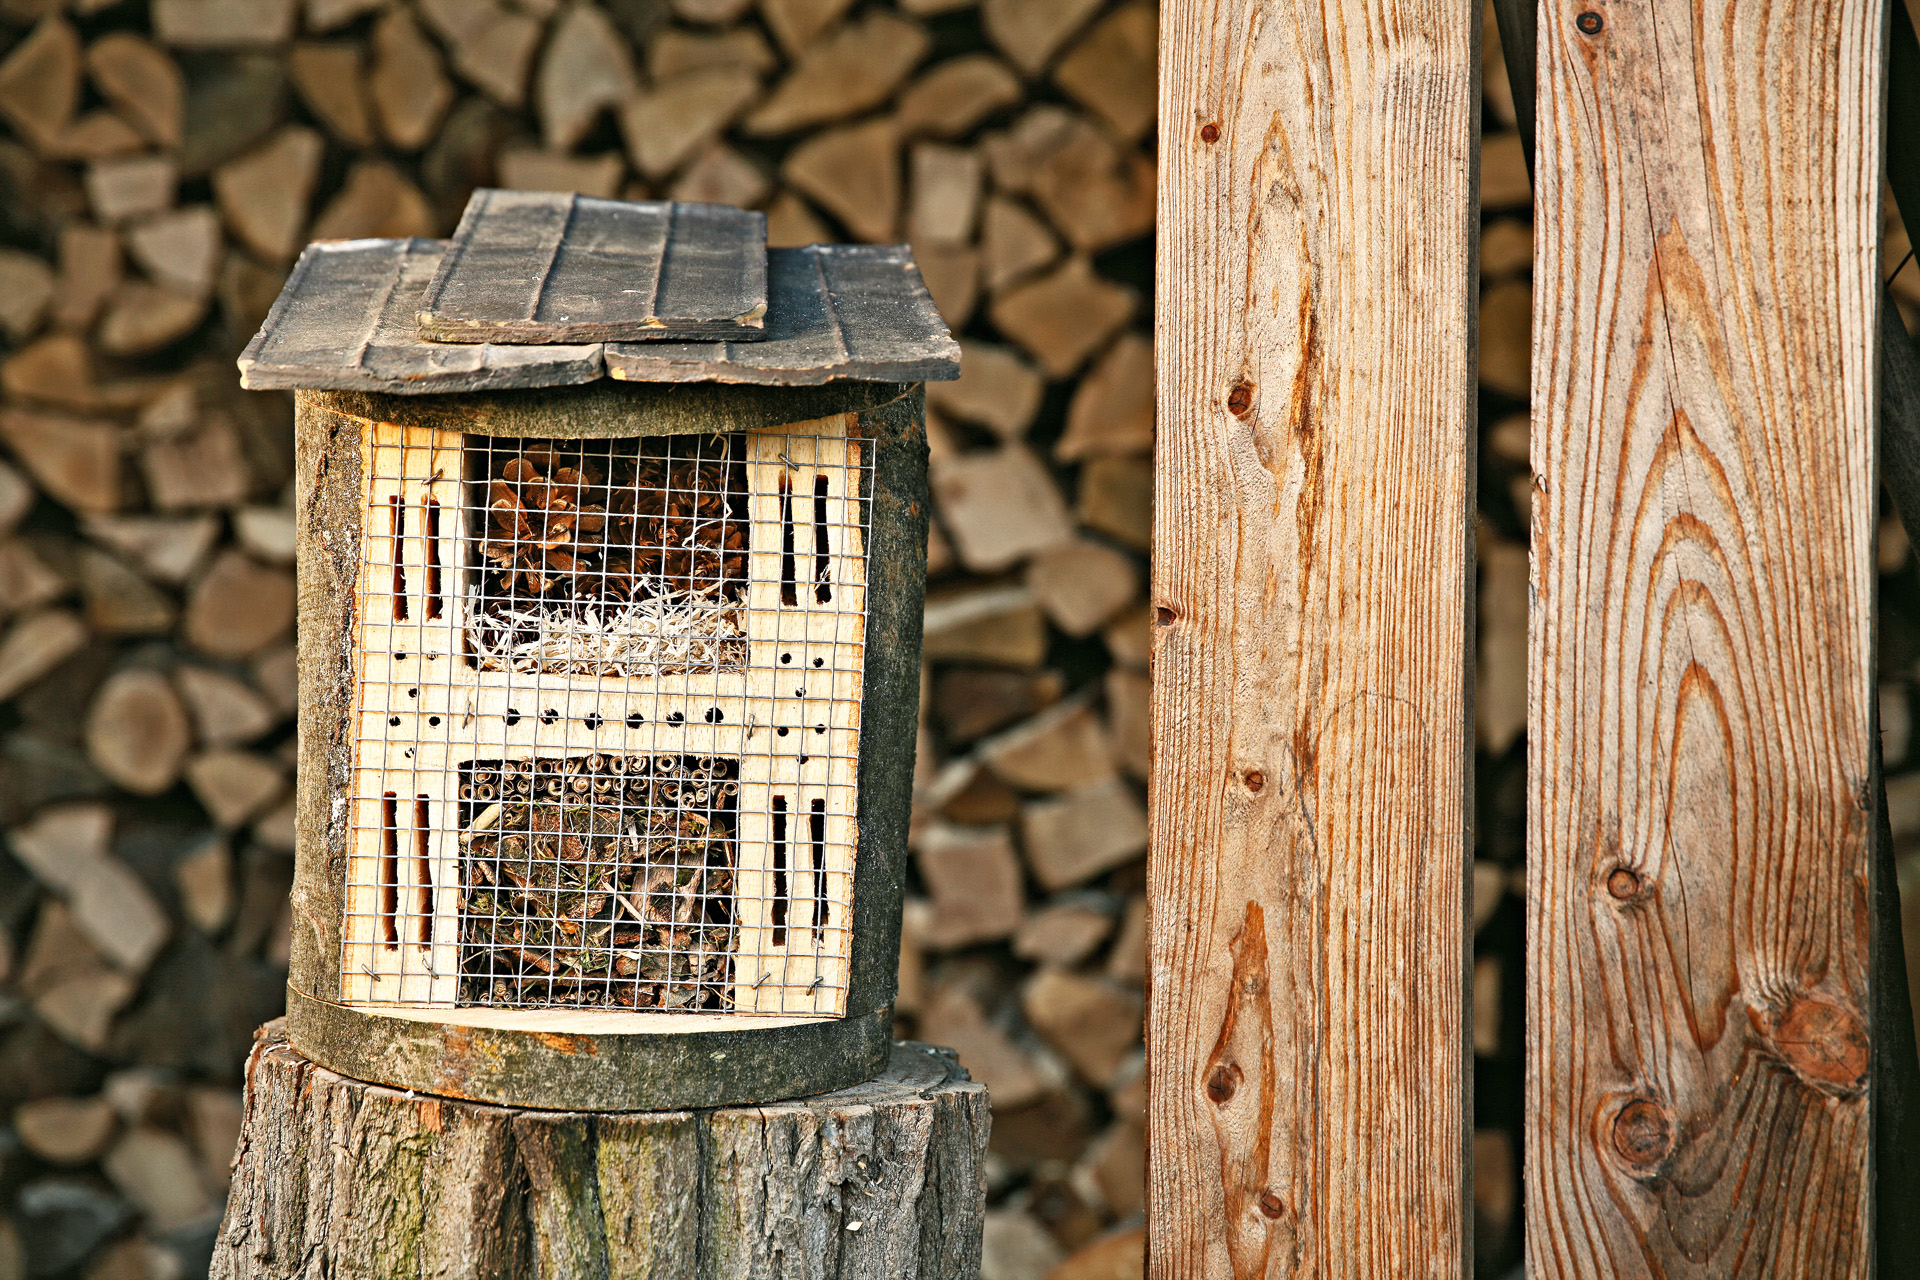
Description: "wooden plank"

(416, 189), (770, 344)
(239, 239), (606, 394)
(1526, 4), (1881, 1278)
(605, 244), (961, 386)
(1147, 2), (1475, 1277)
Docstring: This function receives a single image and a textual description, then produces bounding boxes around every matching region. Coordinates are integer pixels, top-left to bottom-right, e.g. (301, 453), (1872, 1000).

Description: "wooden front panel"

(1527, 3), (1880, 1276)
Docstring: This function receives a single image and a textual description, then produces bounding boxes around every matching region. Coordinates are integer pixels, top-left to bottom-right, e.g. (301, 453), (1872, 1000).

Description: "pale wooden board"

(605, 245), (961, 386)
(416, 190), (770, 344)
(1527, 4), (1878, 1276)
(239, 239), (606, 393)
(342, 417), (868, 1020)
(1149, 2), (1475, 1276)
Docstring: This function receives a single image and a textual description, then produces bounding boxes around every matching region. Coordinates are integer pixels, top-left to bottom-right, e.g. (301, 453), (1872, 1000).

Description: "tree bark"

(211, 1021), (988, 1280)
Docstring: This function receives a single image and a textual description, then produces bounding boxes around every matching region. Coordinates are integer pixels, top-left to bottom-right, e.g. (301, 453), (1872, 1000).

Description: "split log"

(211, 1024), (989, 1280)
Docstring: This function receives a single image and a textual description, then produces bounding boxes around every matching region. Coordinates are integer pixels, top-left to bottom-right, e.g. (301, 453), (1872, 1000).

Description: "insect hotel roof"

(246, 191), (956, 1110)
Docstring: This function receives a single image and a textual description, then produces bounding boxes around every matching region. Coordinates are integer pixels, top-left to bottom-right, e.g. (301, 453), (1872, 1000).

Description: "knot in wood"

(1205, 1062), (1241, 1104)
(1242, 769), (1266, 794)
(1200, 122), (1220, 143)
(1609, 1097), (1672, 1169)
(1226, 381), (1255, 417)
(1605, 867), (1641, 900)
(1753, 995), (1869, 1095)
(1575, 10), (1604, 34)
(1256, 1191), (1286, 1219)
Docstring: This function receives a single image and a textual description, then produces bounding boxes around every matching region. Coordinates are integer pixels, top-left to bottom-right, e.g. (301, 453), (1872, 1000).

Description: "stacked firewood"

(0, 1), (1910, 1277)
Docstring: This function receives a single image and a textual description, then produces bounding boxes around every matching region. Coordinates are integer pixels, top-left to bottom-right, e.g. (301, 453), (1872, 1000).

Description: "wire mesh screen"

(341, 419), (869, 1019)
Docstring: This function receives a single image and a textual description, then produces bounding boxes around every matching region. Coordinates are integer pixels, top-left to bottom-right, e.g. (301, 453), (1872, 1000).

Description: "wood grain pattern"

(1148, 2), (1476, 1276)
(1526, 4), (1881, 1277)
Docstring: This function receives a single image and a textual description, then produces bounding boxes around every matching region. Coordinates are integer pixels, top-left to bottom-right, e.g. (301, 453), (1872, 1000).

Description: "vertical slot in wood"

(778, 473), (797, 606)
(771, 795), (789, 945)
(413, 795), (433, 945)
(812, 475), (832, 603)
(388, 495), (408, 620)
(380, 793), (399, 948)
(809, 798), (827, 929)
(423, 498), (443, 620)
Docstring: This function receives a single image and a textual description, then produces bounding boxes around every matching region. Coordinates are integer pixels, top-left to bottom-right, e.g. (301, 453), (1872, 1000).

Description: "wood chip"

(898, 54), (1021, 138)
(140, 415), (250, 510)
(23, 903), (135, 1049)
(173, 836), (234, 933)
(84, 668), (190, 797)
(174, 665), (276, 746)
(0, 539), (67, 616)
(923, 584), (1047, 668)
(420, 190), (766, 343)
(1479, 276), (1530, 399)
(178, 49), (288, 177)
(930, 446), (1075, 572)
(982, 0), (1104, 75)
(647, 27), (775, 79)
(0, 608), (86, 701)
(1481, 217), (1533, 279)
(0, 249), (54, 341)
(743, 12), (929, 135)
(604, 243), (960, 385)
(0, 17), (79, 149)
(1482, 131), (1530, 211)
(367, 8), (453, 150)
(96, 280), (207, 356)
(287, 43), (373, 147)
(2, 334), (97, 411)
(304, 0), (385, 32)
(1057, 332), (1152, 460)
(53, 222), (121, 330)
(1478, 538), (1528, 753)
(764, 190), (831, 247)
(914, 822), (1024, 949)
(760, 0), (855, 53)
(1022, 968), (1141, 1086)
(668, 144), (770, 208)
(933, 666), (1065, 741)
(15, 1097), (117, 1165)
(907, 142), (983, 245)
(0, 410), (122, 513)
(535, 2), (637, 152)
(673, 0), (753, 20)
(124, 204), (221, 297)
(77, 547), (177, 634)
(978, 694), (1116, 791)
(990, 256), (1135, 377)
(1076, 454), (1150, 550)
(912, 242), (979, 331)
(1052, 1), (1156, 143)
(152, 0), (296, 47)
(86, 33), (183, 147)
(927, 341), (1044, 439)
(48, 108), (145, 160)
(1019, 776), (1146, 889)
(618, 66), (759, 179)
(917, 984), (1047, 1108)
(310, 160), (437, 241)
(183, 550), (293, 657)
(212, 125), (321, 260)
(239, 238), (606, 393)
(1012, 897), (1114, 967)
(1024, 539), (1137, 637)
(985, 108), (1153, 252)
(0, 461), (32, 540)
(233, 505), (293, 563)
(185, 749), (286, 827)
(83, 515), (218, 584)
(495, 148), (625, 198)
(980, 195), (1058, 293)
(1104, 666), (1148, 779)
(781, 116), (900, 242)
(419, 0), (543, 108)
(104, 1129), (214, 1232)
(85, 153), (175, 223)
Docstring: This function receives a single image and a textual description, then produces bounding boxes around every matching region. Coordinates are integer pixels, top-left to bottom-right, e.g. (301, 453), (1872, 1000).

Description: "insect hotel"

(241, 191), (956, 1109)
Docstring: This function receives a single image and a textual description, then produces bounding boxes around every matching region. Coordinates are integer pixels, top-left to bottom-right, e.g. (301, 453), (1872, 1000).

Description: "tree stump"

(210, 1021), (989, 1280)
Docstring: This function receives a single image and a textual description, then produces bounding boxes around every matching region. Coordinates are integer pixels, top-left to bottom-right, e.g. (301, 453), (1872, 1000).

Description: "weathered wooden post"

(209, 192), (987, 1278)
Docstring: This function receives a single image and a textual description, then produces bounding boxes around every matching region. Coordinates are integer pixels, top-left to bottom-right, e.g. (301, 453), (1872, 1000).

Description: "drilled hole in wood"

(414, 795), (433, 945)
(380, 793), (399, 949)
(813, 475), (833, 603)
(810, 799), (827, 930)
(389, 496), (408, 620)
(779, 471), (798, 607)
(423, 498), (443, 619)
(771, 795), (789, 947)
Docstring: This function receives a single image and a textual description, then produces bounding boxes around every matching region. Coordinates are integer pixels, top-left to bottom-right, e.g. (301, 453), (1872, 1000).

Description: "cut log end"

(211, 1020), (989, 1280)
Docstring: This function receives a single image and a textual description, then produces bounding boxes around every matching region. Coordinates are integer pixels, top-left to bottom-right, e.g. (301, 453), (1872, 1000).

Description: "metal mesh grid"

(340, 422), (869, 1018)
